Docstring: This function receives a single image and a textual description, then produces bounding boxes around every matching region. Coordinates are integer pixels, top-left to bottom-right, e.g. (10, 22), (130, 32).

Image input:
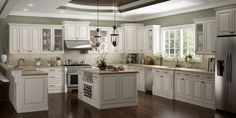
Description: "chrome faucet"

(16, 58), (25, 68)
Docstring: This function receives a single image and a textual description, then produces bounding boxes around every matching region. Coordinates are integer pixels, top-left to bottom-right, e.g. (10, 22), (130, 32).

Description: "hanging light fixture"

(95, 0), (102, 47)
(110, 0), (119, 47)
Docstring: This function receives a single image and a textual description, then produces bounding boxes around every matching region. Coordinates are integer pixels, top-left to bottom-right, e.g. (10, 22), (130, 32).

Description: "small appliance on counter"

(127, 54), (137, 64)
(35, 58), (42, 66)
(207, 58), (215, 72)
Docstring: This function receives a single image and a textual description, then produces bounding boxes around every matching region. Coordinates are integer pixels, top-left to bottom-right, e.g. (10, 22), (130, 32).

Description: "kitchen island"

(0, 64), (48, 113)
(78, 68), (138, 109)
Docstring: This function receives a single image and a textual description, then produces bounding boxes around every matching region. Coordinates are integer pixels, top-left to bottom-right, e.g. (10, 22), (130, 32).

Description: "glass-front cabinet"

(41, 26), (63, 53)
(195, 22), (204, 54)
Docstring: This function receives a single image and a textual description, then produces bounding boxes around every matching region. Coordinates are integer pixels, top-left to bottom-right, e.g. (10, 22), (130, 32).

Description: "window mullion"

(180, 29), (184, 58)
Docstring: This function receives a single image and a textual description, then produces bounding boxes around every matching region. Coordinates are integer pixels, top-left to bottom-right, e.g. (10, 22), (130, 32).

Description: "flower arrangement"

(96, 53), (108, 70)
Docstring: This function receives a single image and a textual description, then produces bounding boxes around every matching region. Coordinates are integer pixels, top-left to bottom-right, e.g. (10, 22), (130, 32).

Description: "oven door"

(67, 73), (78, 88)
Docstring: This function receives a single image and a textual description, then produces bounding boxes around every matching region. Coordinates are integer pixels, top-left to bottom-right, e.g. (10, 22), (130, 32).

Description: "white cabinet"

(137, 28), (146, 53)
(129, 66), (145, 91)
(9, 23), (63, 54)
(108, 28), (125, 53)
(175, 71), (192, 99)
(153, 68), (174, 99)
(194, 18), (216, 54)
(174, 71), (215, 109)
(37, 67), (64, 93)
(9, 25), (20, 53)
(64, 21), (89, 40)
(120, 74), (137, 102)
(216, 9), (234, 35)
(41, 26), (64, 53)
(121, 24), (143, 53)
(144, 25), (161, 53)
(89, 27), (110, 52)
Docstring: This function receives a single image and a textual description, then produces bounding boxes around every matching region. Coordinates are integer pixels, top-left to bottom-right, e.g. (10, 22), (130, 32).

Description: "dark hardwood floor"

(0, 91), (236, 118)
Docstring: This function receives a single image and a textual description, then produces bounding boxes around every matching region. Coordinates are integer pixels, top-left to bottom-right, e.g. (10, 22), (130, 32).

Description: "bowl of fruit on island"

(107, 65), (125, 71)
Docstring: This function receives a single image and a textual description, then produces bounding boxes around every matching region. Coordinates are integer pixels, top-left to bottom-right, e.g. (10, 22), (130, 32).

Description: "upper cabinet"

(194, 18), (216, 55)
(41, 26), (63, 53)
(121, 24), (144, 53)
(108, 28), (125, 53)
(63, 21), (90, 40)
(9, 23), (64, 54)
(216, 8), (236, 36)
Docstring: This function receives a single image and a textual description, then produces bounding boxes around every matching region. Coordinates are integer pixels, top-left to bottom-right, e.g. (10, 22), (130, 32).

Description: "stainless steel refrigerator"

(215, 35), (236, 113)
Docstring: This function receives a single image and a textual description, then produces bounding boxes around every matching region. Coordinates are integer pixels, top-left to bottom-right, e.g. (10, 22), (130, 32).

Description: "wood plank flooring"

(0, 91), (236, 118)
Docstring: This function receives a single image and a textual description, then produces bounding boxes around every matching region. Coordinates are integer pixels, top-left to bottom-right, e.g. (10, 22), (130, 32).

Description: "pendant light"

(95, 0), (102, 47)
(110, 1), (119, 47)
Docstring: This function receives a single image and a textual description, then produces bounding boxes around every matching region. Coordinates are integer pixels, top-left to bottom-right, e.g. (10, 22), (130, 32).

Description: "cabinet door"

(192, 79), (203, 102)
(53, 27), (63, 52)
(116, 29), (125, 53)
(183, 79), (191, 99)
(9, 25), (20, 53)
(233, 8), (236, 34)
(195, 22), (205, 54)
(203, 81), (215, 105)
(137, 29), (145, 52)
(65, 24), (77, 40)
(78, 24), (89, 40)
(101, 75), (119, 104)
(30, 26), (41, 53)
(153, 74), (162, 93)
(120, 74), (137, 102)
(216, 9), (232, 35)
(42, 27), (52, 52)
(205, 20), (215, 54)
(146, 29), (153, 53)
(20, 25), (31, 53)
(125, 26), (135, 53)
(162, 75), (171, 93)
(175, 78), (182, 96)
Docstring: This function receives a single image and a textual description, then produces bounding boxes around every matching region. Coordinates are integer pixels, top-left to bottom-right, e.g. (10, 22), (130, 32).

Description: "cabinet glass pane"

(42, 29), (51, 52)
(148, 29), (153, 50)
(90, 29), (108, 51)
(196, 24), (204, 53)
(54, 29), (63, 51)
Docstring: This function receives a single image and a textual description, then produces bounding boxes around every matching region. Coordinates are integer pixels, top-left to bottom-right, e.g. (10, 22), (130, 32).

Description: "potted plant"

(185, 54), (194, 68)
(96, 53), (107, 70)
(156, 52), (164, 66)
(1, 47), (7, 64)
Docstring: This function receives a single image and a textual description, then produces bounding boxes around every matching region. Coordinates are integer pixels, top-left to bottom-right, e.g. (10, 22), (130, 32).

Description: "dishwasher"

(145, 68), (153, 94)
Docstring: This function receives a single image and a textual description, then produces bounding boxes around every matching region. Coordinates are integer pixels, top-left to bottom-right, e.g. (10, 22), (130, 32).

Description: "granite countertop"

(22, 70), (48, 76)
(79, 68), (138, 75)
(114, 64), (214, 75)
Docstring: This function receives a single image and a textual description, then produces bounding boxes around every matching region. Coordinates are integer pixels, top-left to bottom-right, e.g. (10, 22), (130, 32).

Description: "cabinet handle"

(201, 81), (205, 83)
(181, 78), (184, 80)
(49, 69), (55, 71)
(17, 50), (20, 52)
(195, 75), (200, 77)
(160, 76), (163, 77)
(206, 76), (212, 79)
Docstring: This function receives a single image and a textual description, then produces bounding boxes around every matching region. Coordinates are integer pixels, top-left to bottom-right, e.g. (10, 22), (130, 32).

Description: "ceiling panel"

(69, 0), (138, 6)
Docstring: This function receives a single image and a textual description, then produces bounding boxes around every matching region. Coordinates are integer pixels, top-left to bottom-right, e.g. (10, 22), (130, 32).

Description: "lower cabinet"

(174, 71), (215, 109)
(129, 66), (145, 91)
(153, 68), (174, 99)
(37, 67), (64, 93)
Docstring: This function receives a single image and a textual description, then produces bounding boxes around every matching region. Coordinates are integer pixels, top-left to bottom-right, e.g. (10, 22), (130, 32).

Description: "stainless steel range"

(64, 63), (91, 91)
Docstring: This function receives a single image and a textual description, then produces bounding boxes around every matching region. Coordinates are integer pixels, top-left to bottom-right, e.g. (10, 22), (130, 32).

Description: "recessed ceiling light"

(60, 11), (64, 14)
(28, 3), (34, 7)
(23, 8), (28, 11)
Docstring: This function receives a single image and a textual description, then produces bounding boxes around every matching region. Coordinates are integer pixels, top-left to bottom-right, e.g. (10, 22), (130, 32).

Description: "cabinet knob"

(181, 78), (184, 80)
(201, 81), (205, 83)
(160, 76), (163, 77)
(17, 50), (20, 52)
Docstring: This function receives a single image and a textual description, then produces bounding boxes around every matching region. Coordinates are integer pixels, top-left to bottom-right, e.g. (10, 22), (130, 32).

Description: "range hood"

(64, 40), (92, 50)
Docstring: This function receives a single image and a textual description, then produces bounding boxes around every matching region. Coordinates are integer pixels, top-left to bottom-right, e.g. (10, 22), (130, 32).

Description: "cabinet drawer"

(193, 73), (204, 79)
(38, 68), (63, 74)
(48, 79), (63, 84)
(204, 74), (214, 80)
(162, 69), (172, 75)
(48, 74), (63, 79)
(182, 72), (192, 78)
(175, 71), (183, 78)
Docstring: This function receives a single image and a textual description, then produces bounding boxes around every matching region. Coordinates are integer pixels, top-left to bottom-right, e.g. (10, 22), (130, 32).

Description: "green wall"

(139, 9), (216, 27)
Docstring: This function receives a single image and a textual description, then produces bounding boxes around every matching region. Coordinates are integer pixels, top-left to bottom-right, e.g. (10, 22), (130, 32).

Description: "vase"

(98, 66), (106, 70)
(1, 54), (7, 64)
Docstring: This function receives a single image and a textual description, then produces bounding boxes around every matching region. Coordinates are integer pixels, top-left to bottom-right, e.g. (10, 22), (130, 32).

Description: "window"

(161, 24), (201, 61)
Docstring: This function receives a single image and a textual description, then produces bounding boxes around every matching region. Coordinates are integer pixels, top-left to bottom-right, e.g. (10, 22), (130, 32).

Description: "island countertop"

(79, 68), (138, 75)
(22, 70), (48, 76)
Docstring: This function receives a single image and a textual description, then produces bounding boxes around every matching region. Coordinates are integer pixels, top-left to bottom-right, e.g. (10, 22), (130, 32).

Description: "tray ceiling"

(70, 0), (139, 6)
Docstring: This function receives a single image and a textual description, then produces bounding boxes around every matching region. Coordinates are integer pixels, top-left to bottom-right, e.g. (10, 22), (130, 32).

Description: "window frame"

(160, 24), (202, 62)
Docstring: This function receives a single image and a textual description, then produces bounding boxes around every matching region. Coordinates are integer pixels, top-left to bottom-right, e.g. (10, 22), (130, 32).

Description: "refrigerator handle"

(229, 52), (232, 83)
(225, 52), (230, 83)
